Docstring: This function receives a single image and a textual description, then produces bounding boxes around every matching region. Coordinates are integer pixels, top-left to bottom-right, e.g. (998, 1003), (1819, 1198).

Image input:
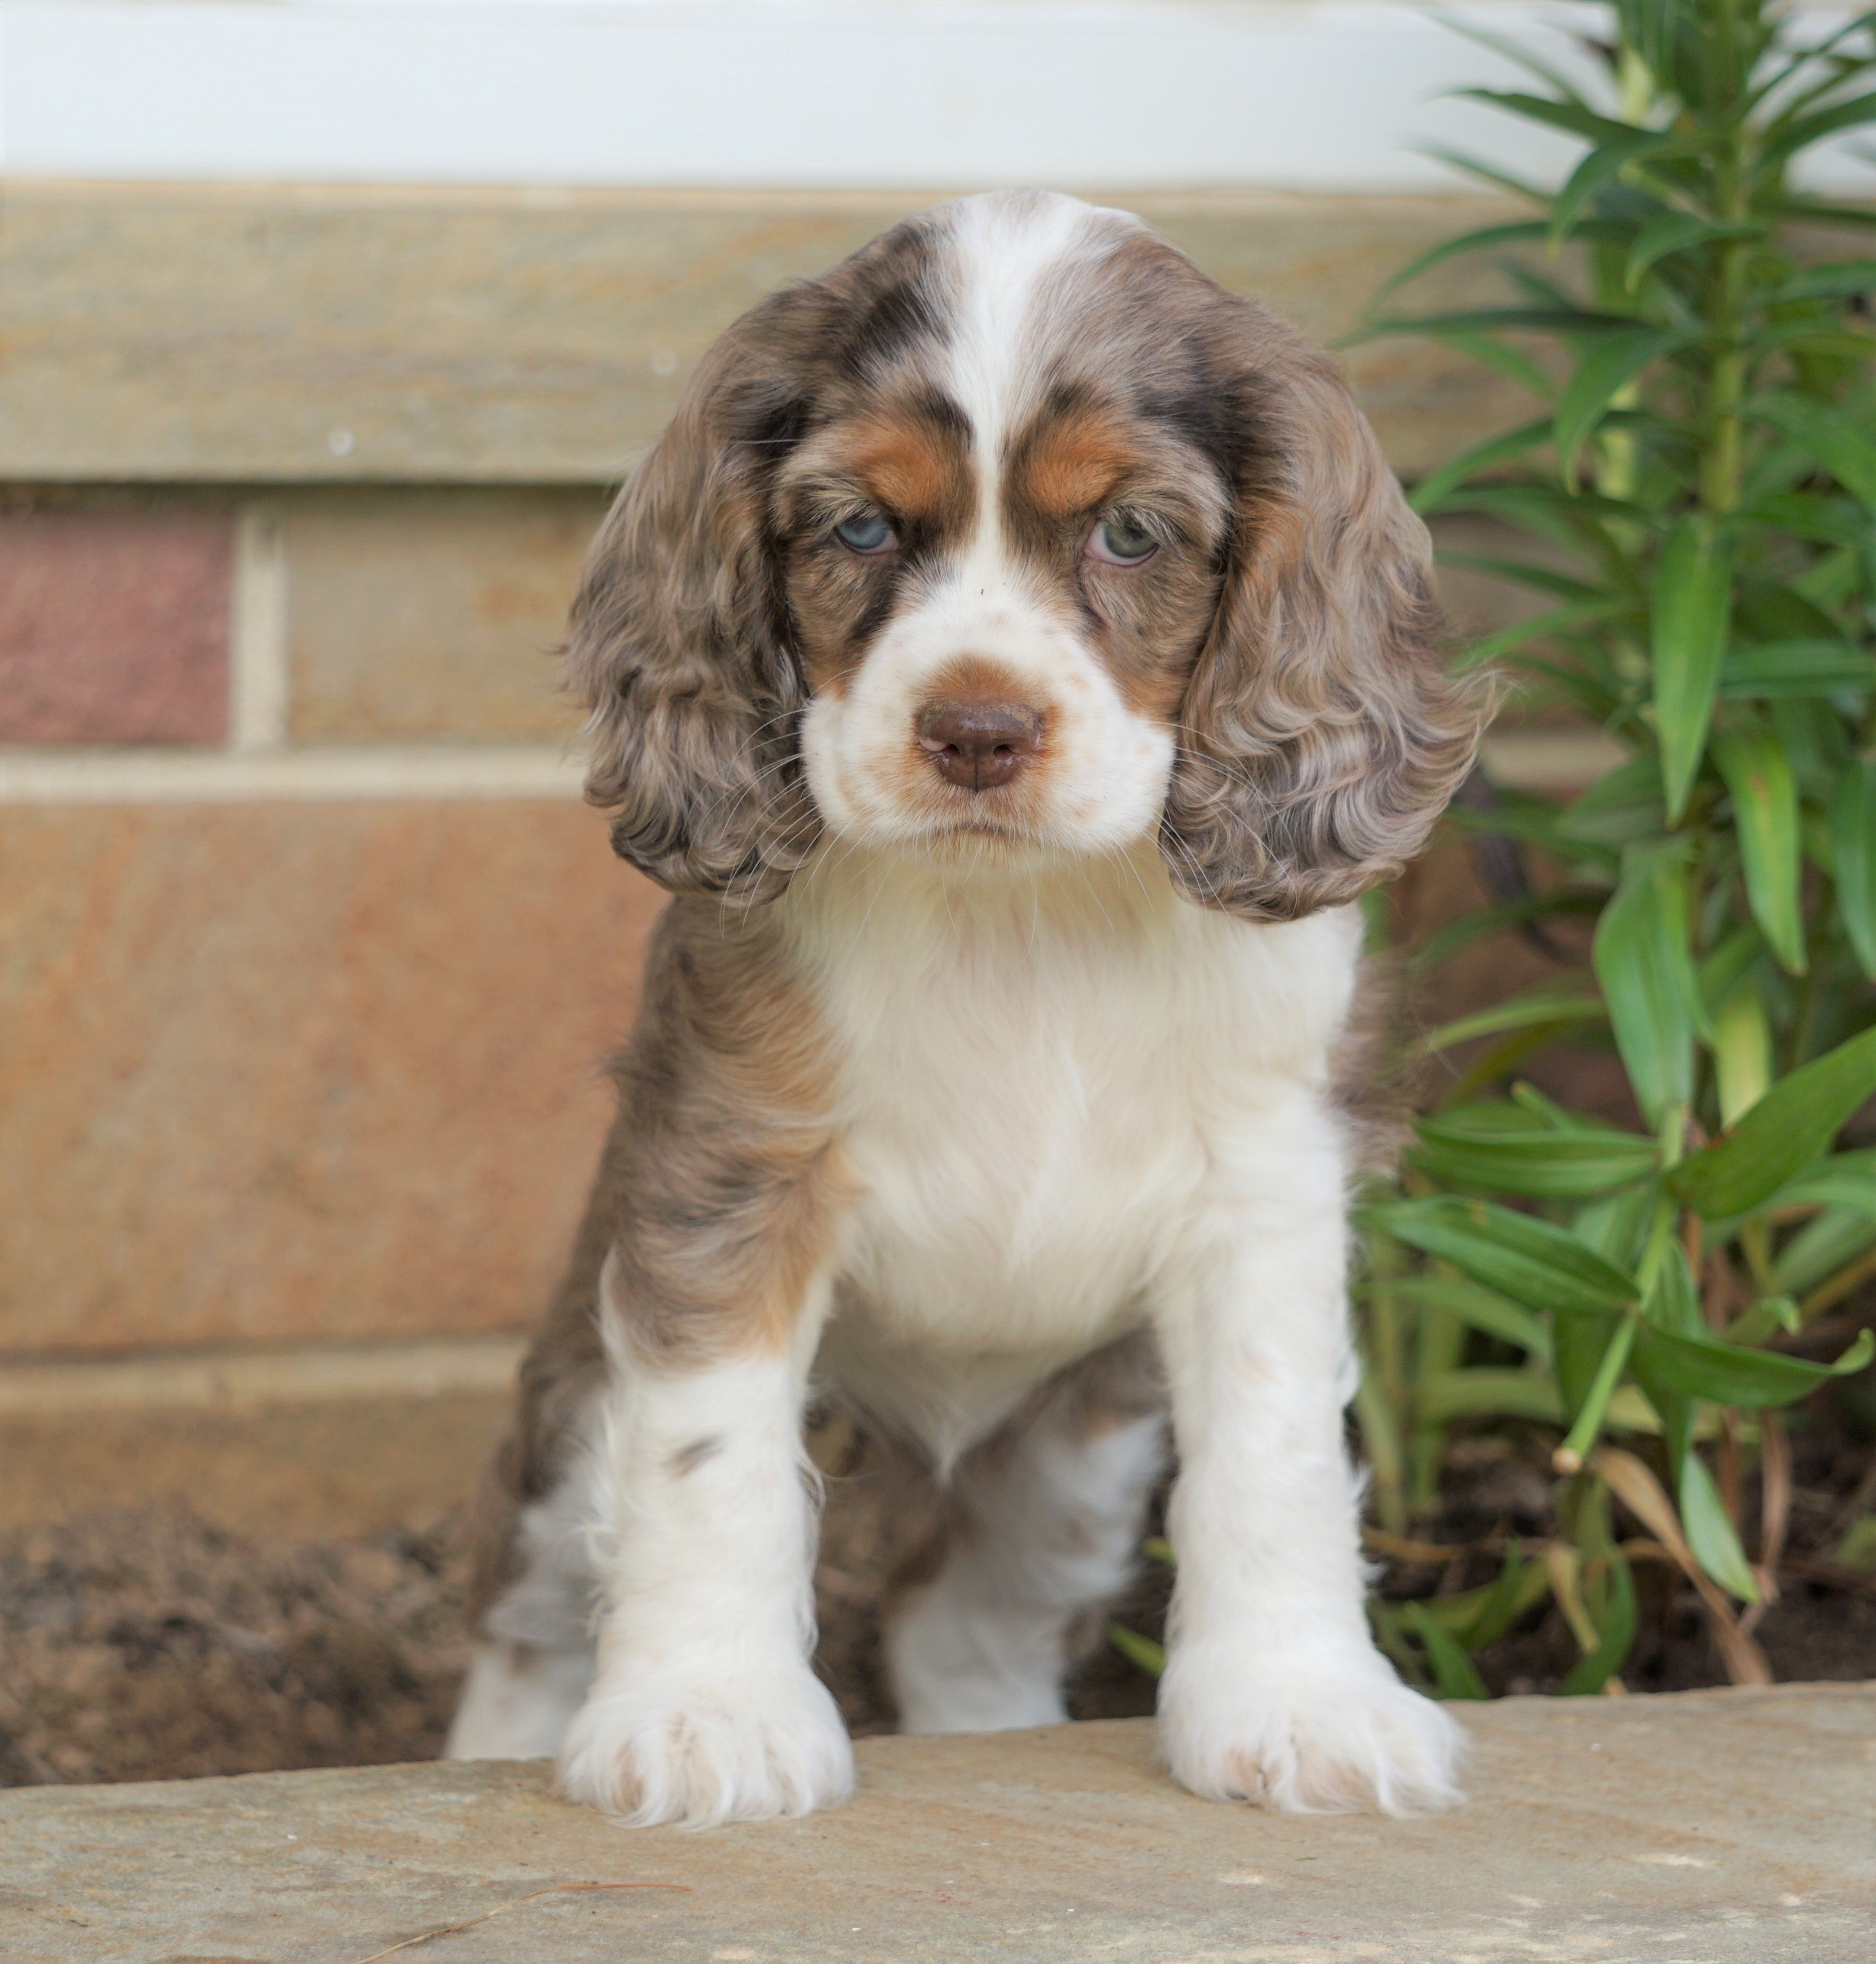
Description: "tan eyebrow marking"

(844, 411), (973, 524)
(1007, 406), (1134, 522)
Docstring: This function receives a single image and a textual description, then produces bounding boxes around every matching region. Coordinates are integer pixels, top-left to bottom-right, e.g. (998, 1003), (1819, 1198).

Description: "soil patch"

(2, 1414), (1870, 1789)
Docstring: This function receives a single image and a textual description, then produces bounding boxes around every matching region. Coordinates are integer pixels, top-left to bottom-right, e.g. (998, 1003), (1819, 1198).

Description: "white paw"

(1158, 1637), (1468, 1816)
(556, 1660), (856, 1827)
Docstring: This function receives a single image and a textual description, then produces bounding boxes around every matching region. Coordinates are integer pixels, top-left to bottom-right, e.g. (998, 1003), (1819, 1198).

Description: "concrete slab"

(3, 1687), (1871, 1963)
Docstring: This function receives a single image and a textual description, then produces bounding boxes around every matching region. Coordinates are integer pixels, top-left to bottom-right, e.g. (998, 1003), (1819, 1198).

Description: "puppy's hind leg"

(448, 1643), (595, 1761)
(885, 1336), (1166, 1734)
(447, 1434), (603, 1761)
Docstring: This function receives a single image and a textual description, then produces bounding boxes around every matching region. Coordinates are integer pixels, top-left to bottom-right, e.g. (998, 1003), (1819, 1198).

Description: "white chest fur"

(777, 847), (1362, 1455)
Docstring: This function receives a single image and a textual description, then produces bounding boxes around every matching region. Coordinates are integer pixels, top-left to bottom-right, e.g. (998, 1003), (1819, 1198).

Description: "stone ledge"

(1, 184), (1527, 484)
(6, 1687), (1873, 1963)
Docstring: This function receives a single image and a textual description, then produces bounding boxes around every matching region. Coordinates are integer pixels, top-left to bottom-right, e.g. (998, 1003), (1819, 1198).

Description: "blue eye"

(1087, 516), (1158, 566)
(835, 511), (895, 554)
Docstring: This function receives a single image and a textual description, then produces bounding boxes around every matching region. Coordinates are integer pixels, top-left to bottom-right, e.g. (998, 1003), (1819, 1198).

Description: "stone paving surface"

(5, 1685), (1873, 1963)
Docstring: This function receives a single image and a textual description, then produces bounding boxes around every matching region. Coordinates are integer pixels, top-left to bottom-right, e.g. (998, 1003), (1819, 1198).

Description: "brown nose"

(916, 700), (1044, 791)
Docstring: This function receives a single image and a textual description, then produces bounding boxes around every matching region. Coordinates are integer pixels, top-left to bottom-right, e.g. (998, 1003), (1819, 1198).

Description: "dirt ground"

(3, 1409), (1872, 1790)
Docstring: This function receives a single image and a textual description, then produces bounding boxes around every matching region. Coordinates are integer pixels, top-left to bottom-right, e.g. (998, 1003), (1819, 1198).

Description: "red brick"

(0, 510), (231, 743)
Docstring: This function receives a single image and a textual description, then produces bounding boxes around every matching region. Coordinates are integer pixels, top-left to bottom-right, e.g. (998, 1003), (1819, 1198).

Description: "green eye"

(835, 511), (895, 554)
(1089, 516), (1158, 565)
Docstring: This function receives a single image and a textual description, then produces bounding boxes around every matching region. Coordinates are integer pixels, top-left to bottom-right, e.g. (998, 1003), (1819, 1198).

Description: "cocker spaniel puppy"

(449, 191), (1483, 1826)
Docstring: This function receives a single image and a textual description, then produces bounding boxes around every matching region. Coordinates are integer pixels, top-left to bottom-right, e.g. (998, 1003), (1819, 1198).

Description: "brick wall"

(0, 186), (1605, 1366)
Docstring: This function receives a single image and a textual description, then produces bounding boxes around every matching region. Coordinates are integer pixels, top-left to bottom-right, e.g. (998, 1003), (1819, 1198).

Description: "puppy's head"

(568, 191), (1481, 917)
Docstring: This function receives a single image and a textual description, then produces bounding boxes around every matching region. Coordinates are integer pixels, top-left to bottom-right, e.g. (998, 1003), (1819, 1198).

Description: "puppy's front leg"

(557, 1264), (853, 1827)
(1155, 1090), (1465, 1816)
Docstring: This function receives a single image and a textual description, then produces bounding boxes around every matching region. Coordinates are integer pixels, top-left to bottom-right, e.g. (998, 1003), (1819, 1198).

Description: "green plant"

(1348, 0), (1876, 1695)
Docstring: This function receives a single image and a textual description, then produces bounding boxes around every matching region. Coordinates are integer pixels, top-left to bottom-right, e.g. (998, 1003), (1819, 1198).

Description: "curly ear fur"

(1160, 308), (1486, 921)
(565, 293), (826, 903)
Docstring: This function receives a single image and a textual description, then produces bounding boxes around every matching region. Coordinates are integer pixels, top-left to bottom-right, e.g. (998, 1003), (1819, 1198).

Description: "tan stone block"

(282, 488), (607, 741)
(0, 801), (662, 1352)
(2, 184), (1525, 483)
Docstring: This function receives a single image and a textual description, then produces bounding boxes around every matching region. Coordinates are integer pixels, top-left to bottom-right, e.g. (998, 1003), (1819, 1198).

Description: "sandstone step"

(5, 1687), (1872, 1963)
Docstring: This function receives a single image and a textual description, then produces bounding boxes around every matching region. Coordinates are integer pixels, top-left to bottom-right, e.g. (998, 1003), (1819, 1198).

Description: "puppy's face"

(568, 191), (1480, 918)
(775, 220), (1234, 859)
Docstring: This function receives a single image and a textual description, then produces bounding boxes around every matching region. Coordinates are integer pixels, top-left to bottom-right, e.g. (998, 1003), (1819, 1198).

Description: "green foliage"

(1353, 0), (1876, 1696)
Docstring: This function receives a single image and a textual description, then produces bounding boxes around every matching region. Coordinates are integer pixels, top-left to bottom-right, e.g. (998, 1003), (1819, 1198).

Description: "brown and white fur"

(448, 191), (1484, 1826)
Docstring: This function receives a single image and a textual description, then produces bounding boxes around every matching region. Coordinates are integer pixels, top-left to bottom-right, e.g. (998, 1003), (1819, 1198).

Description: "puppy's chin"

(827, 807), (1158, 875)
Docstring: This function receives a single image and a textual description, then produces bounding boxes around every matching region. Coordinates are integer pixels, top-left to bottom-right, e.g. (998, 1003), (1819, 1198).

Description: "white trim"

(6, 3), (1865, 194)
(0, 1336), (527, 1414)
(0, 1), (1601, 192)
(227, 503), (291, 752)
(0, 743), (587, 803)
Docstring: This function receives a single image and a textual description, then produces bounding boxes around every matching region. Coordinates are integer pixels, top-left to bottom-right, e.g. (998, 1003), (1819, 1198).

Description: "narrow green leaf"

(1358, 306), (1635, 345)
(1561, 753), (1670, 849)
(1415, 1368), (1567, 1424)
(1593, 842), (1701, 1126)
(1721, 1295), (1802, 1347)
(1773, 1211), (1876, 1296)
(1744, 492), (1873, 551)
(1554, 328), (1684, 485)
(1436, 553), (1606, 603)
(1465, 596), (1643, 666)
(1746, 324), (1876, 364)
(1748, 395), (1876, 509)
(1644, 1241), (1705, 1338)
(1452, 88), (1651, 148)
(1418, 985), (1606, 1053)
(1775, 259), (1876, 302)
(1631, 1320), (1874, 1409)
(1558, 1544), (1637, 1694)
(1410, 1105), (1659, 1198)
(1713, 725), (1807, 975)
(1626, 214), (1766, 289)
(1410, 419), (1554, 515)
(1771, 1150), (1876, 1221)
(1696, 922), (1765, 1019)
(1440, 482), (1646, 551)
(1402, 1602), (1490, 1700)
(1669, 1024), (1876, 1218)
(1105, 1621), (1164, 1678)
(1370, 222), (1556, 309)
(1832, 759), (1876, 979)
(1549, 130), (1684, 247)
(1574, 1183), (1660, 1271)
(1679, 1454), (1761, 1603)
(1651, 517), (1733, 823)
(1762, 88), (1876, 166)
(1454, 1543), (1547, 1650)
(1712, 984), (1774, 1129)
(1719, 639), (1876, 696)
(1557, 1308), (1620, 1423)
(1391, 1275), (1552, 1361)
(1365, 1198), (1637, 1316)
(1436, 330), (1561, 404)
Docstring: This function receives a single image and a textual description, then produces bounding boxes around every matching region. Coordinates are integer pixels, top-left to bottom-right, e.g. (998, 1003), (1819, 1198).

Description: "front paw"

(557, 1660), (855, 1827)
(1159, 1638), (1466, 1817)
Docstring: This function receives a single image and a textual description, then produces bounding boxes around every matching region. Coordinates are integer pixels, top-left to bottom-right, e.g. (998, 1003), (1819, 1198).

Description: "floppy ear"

(565, 296), (822, 902)
(1160, 317), (1485, 921)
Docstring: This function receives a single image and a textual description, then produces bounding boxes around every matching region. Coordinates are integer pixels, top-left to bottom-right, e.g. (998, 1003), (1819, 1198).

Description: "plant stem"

(1554, 1309), (1642, 1474)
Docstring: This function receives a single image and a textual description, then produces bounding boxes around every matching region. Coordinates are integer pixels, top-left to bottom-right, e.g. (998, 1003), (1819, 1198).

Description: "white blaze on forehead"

(794, 191), (1176, 858)
(940, 192), (1142, 525)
